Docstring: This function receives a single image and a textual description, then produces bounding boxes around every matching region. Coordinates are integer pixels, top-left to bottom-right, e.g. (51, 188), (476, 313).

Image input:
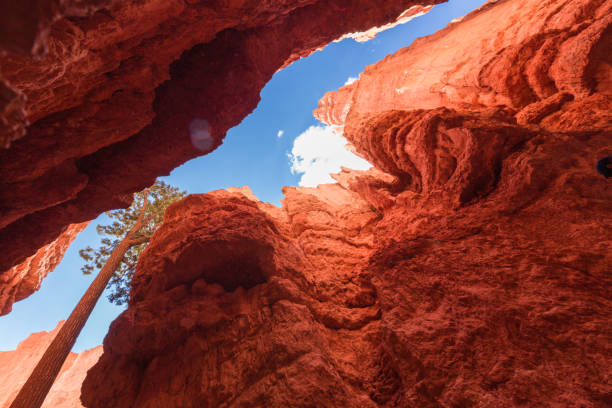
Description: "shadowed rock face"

(0, 0), (444, 312)
(0, 321), (102, 408)
(82, 0), (611, 406)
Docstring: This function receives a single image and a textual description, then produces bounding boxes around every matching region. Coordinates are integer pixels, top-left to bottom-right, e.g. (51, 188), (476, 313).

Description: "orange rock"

(0, 321), (102, 408)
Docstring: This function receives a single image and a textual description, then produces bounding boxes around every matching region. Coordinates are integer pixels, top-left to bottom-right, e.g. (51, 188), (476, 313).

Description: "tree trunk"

(9, 198), (148, 408)
(8, 237), (133, 408)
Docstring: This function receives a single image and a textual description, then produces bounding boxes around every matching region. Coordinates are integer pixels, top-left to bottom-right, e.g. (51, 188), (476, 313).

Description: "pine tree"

(79, 181), (186, 305)
(9, 180), (185, 408)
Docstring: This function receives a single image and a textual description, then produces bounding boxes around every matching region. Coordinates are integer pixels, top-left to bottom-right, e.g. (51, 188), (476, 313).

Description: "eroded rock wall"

(82, 0), (611, 406)
(0, 321), (102, 408)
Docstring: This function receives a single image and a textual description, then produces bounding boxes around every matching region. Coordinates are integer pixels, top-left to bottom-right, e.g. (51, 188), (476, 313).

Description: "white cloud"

(277, 130), (284, 138)
(289, 125), (371, 187)
(344, 76), (358, 86)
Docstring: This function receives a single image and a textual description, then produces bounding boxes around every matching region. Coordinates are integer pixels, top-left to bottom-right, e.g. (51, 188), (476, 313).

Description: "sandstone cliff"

(80, 0), (611, 406)
(0, 321), (102, 408)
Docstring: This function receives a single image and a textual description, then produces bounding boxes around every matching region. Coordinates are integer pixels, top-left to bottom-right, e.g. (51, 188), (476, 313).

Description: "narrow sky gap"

(0, 0), (488, 352)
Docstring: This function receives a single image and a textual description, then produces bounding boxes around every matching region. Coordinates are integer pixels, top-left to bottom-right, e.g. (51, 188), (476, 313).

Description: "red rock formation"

(82, 186), (386, 407)
(0, 321), (102, 408)
(82, 0), (612, 406)
(0, 0), (443, 279)
(0, 222), (88, 316)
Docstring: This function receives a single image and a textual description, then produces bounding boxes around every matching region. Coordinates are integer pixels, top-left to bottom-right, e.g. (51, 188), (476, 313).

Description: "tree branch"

(126, 189), (149, 238)
(128, 235), (149, 246)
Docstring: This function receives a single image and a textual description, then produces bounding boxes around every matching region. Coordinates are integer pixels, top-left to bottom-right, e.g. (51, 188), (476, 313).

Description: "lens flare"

(189, 119), (212, 151)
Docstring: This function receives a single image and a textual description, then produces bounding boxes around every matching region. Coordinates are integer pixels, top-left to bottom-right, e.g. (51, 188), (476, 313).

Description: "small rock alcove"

(167, 238), (275, 293)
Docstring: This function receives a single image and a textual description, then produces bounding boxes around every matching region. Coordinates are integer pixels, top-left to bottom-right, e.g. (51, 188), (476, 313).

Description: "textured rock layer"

(0, 321), (102, 408)
(82, 0), (611, 406)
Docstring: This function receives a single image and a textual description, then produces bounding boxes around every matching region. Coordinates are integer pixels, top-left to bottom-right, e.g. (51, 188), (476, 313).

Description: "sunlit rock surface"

(0, 222), (87, 316)
(82, 0), (611, 406)
(0, 0), (442, 281)
(0, 321), (102, 408)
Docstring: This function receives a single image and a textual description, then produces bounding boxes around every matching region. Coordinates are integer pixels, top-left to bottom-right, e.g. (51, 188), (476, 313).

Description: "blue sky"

(0, 0), (486, 353)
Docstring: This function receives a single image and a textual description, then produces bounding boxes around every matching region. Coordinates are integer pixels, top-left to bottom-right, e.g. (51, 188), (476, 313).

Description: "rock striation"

(0, 321), (102, 408)
(82, 0), (612, 406)
(0, 0), (443, 282)
(0, 222), (87, 316)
